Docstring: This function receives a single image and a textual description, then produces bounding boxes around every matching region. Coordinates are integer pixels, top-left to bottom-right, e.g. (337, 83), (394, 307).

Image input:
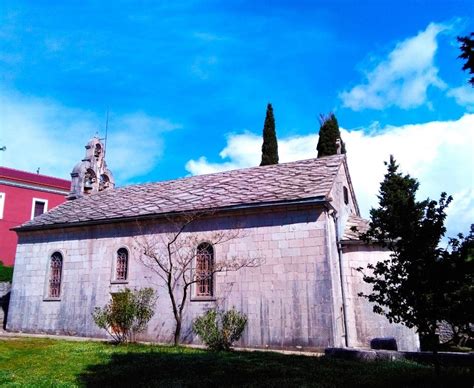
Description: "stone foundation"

(325, 347), (474, 366)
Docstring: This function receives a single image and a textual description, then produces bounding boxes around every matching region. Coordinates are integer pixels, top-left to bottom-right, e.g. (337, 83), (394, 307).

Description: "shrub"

(92, 287), (156, 343)
(0, 261), (13, 283)
(193, 308), (247, 351)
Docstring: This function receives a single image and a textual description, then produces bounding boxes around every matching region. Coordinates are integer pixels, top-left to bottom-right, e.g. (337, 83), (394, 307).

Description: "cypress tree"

(458, 33), (474, 86)
(316, 113), (346, 158)
(260, 103), (279, 166)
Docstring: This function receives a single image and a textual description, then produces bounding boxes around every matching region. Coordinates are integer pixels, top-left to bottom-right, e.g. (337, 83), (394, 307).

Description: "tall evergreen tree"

(316, 113), (346, 158)
(260, 103), (279, 166)
(357, 156), (473, 373)
(359, 157), (451, 338)
(458, 33), (474, 86)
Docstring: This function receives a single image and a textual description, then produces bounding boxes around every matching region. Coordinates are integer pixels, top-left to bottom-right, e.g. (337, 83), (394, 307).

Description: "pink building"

(0, 167), (70, 266)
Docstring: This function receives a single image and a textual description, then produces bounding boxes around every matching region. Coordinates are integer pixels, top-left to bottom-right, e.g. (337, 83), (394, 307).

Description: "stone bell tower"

(67, 136), (115, 200)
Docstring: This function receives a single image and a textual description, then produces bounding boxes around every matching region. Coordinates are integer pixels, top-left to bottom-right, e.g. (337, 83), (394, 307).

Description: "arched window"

(94, 143), (102, 158)
(99, 174), (110, 191)
(84, 169), (97, 193)
(343, 186), (349, 205)
(116, 248), (128, 281)
(196, 243), (214, 297)
(49, 252), (63, 298)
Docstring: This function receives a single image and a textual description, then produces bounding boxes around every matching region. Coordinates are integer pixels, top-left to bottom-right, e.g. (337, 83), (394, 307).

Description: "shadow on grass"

(77, 347), (473, 388)
(78, 349), (310, 387)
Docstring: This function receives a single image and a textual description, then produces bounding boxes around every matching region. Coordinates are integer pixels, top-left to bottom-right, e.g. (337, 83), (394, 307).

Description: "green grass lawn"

(0, 337), (472, 387)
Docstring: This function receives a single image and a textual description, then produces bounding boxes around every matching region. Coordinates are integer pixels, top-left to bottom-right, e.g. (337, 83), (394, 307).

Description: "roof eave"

(0, 178), (70, 195)
(12, 195), (328, 233)
(340, 239), (366, 245)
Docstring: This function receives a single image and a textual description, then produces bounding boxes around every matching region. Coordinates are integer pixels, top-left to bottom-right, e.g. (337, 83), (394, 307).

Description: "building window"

(195, 243), (214, 298)
(343, 186), (349, 205)
(116, 248), (129, 281)
(31, 198), (48, 219)
(0, 192), (5, 219)
(49, 252), (63, 298)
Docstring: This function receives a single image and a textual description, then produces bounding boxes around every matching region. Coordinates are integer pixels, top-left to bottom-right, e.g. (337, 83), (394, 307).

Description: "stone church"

(7, 137), (418, 351)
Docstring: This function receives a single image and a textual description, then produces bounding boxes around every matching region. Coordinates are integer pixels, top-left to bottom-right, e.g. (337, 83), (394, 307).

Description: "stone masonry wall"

(328, 162), (358, 231)
(342, 244), (419, 351)
(326, 162), (358, 347)
(8, 206), (340, 350)
(329, 161), (419, 351)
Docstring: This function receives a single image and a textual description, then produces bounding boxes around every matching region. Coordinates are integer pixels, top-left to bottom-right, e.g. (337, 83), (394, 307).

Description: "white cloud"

(185, 132), (260, 174)
(185, 114), (474, 238)
(0, 90), (179, 184)
(105, 112), (179, 181)
(447, 84), (474, 111)
(344, 115), (474, 239)
(340, 23), (447, 111)
(185, 131), (318, 174)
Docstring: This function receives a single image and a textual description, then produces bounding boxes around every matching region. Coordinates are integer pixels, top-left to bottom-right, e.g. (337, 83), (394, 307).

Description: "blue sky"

(0, 0), (473, 237)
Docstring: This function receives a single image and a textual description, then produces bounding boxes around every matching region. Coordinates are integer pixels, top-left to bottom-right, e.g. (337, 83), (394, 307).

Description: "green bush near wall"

(0, 261), (13, 283)
(193, 308), (248, 351)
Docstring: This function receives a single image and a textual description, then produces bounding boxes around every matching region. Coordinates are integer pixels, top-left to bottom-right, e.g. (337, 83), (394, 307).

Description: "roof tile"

(17, 155), (345, 230)
(342, 215), (369, 241)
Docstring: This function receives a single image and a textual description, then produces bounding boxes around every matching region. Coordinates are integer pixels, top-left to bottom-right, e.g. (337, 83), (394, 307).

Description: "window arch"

(94, 143), (102, 158)
(84, 168), (96, 193)
(99, 174), (110, 191)
(116, 248), (129, 281)
(195, 243), (214, 297)
(49, 252), (63, 298)
(343, 186), (349, 205)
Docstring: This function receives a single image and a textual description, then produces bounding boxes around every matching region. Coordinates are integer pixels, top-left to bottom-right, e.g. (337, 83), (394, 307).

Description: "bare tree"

(133, 211), (261, 345)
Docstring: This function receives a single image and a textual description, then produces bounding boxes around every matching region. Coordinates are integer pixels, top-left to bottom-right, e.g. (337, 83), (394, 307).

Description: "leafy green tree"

(358, 156), (453, 371)
(316, 113), (346, 158)
(458, 33), (474, 86)
(260, 103), (279, 166)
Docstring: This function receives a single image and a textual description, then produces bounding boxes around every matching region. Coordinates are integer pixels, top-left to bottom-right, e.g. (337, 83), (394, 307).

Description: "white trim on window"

(31, 198), (48, 219)
(0, 192), (5, 219)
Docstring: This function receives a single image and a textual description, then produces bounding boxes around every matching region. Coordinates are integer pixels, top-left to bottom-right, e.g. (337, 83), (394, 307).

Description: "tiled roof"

(16, 155), (346, 230)
(0, 167), (70, 190)
(342, 214), (369, 241)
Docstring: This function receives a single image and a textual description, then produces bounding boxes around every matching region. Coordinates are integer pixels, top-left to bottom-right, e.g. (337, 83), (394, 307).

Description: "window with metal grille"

(196, 243), (213, 297)
(49, 252), (63, 298)
(116, 248), (128, 281)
